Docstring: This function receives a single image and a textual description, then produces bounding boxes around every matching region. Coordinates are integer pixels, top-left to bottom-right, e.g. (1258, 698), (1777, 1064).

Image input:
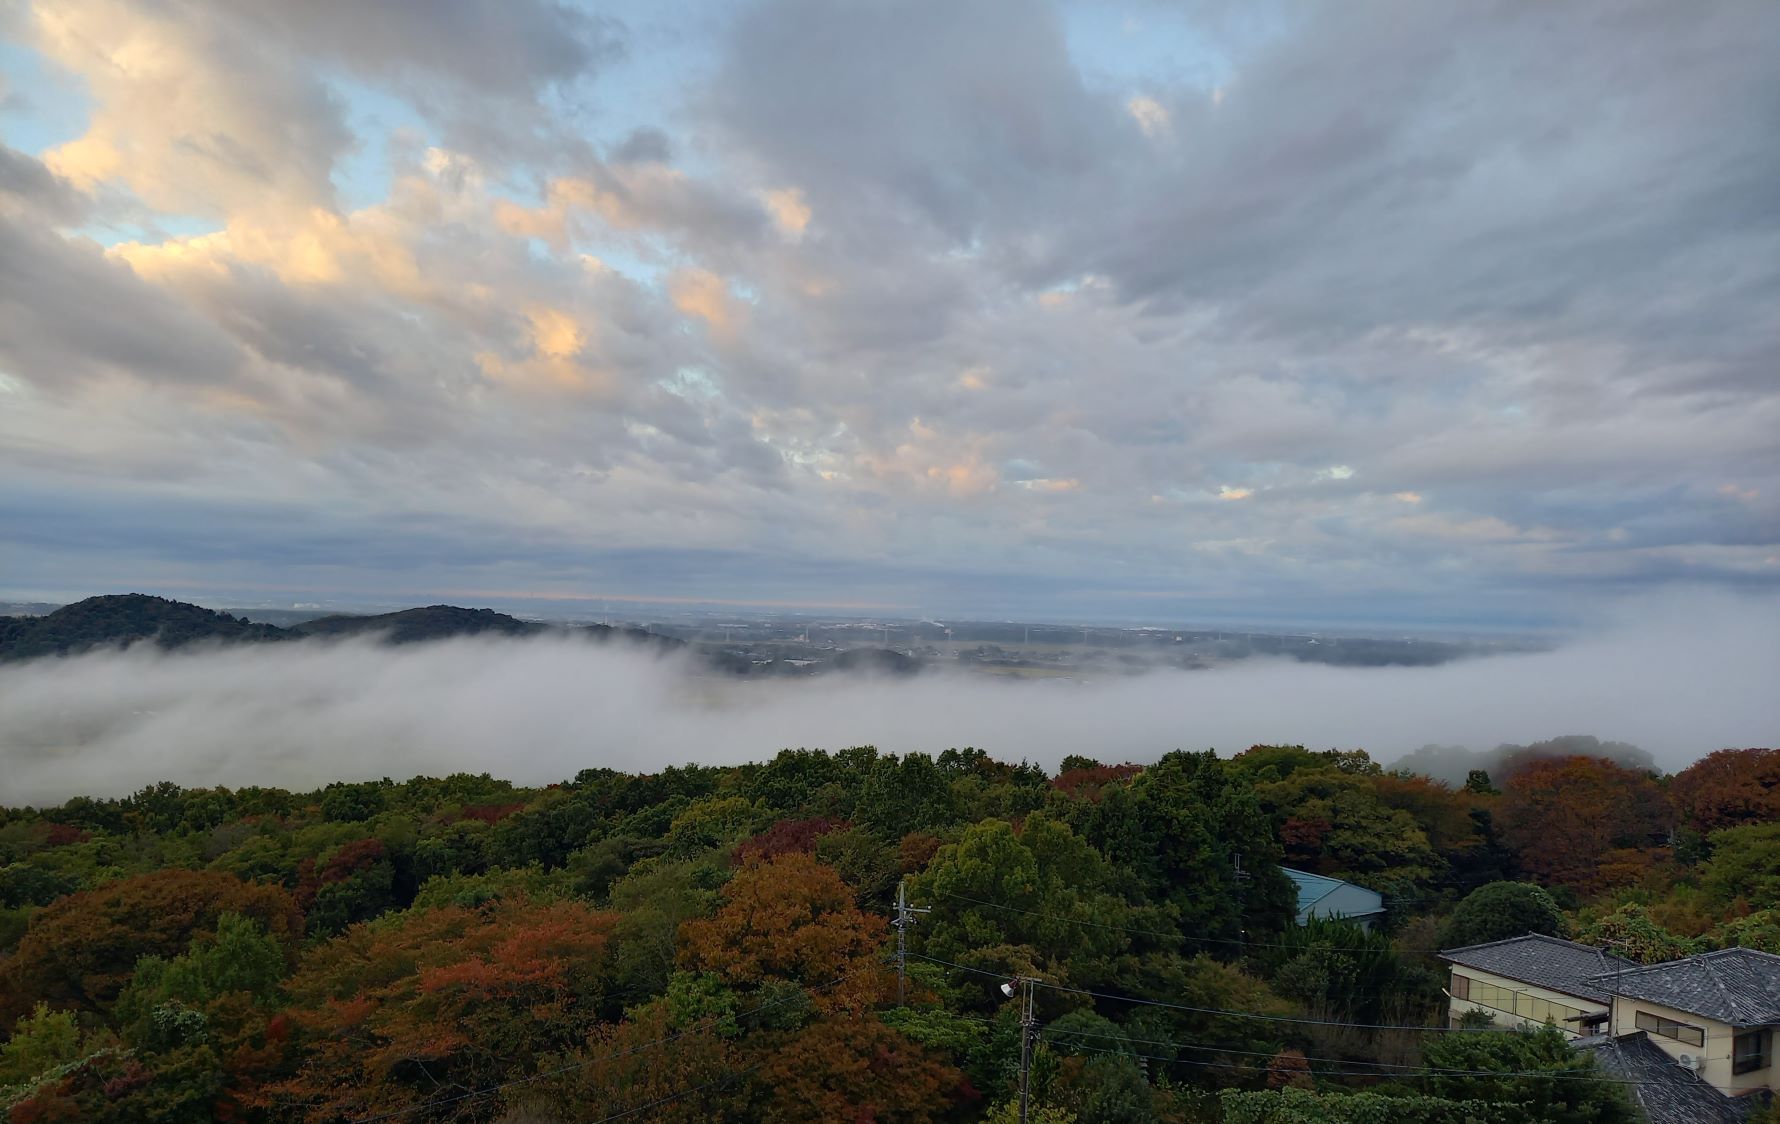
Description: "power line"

(935, 1007), (1730, 1088)
(918, 955), (1739, 1089)
(587, 1062), (762, 1123)
(1041, 1032), (1722, 1090)
(1036, 1024), (1736, 1085)
(909, 952), (1496, 1033)
(928, 888), (1456, 954)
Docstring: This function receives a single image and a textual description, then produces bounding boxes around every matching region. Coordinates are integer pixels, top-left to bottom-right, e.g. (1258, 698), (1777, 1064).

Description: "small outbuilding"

(1281, 868), (1386, 930)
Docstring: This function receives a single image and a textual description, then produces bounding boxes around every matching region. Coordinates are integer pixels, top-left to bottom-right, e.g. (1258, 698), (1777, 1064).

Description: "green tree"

(1439, 882), (1563, 949)
(912, 815), (1131, 993)
(1077, 751), (1295, 950)
(1573, 904), (1699, 964)
(1421, 1024), (1636, 1123)
(1265, 917), (1427, 1023)
(1219, 1087), (1522, 1123)
(1072, 1053), (1156, 1124)
(0, 869), (300, 1023)
(856, 752), (956, 838)
(0, 1002), (85, 1085)
(116, 912), (287, 1021)
(1699, 822), (1780, 907)
(0, 863), (80, 909)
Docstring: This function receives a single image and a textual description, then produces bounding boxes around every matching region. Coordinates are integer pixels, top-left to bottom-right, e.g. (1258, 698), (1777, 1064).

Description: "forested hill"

(0, 594), (290, 661)
(2, 743), (1776, 1120)
(0, 595), (684, 662)
(292, 605), (545, 644)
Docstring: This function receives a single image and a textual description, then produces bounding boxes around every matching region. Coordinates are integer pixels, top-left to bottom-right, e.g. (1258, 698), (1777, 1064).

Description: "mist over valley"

(2, 589), (1772, 805)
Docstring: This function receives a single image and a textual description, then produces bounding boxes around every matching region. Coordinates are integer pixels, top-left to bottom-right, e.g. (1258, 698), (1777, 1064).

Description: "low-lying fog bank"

(1, 591), (1774, 805)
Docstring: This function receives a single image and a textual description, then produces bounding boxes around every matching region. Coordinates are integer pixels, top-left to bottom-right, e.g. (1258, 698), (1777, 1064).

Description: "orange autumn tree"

(507, 999), (744, 1123)
(1498, 756), (1667, 892)
(678, 851), (891, 1012)
(753, 1016), (971, 1123)
(0, 869), (301, 1023)
(1669, 747), (1780, 833)
(269, 895), (618, 1121)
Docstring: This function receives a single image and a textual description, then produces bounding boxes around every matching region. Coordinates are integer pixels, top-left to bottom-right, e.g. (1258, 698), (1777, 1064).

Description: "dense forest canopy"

(2, 743), (1777, 1121)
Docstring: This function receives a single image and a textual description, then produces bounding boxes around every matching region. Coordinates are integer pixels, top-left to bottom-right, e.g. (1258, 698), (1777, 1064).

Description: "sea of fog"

(1, 590), (1775, 805)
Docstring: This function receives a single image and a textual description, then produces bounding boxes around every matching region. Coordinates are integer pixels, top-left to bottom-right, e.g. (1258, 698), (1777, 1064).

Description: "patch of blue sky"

(558, 0), (726, 176)
(659, 365), (722, 400)
(329, 76), (430, 212)
(79, 212), (219, 249)
(1060, 1), (1235, 92)
(587, 238), (671, 288)
(0, 42), (89, 155)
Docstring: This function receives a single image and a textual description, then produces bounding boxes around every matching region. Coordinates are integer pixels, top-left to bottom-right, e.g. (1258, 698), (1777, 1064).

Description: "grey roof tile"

(1441, 933), (1636, 1004)
(1592, 948), (1780, 1025)
(1576, 1031), (1762, 1124)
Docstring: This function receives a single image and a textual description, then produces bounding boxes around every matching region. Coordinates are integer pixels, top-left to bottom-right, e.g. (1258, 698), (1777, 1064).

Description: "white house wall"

(1607, 995), (1767, 1096)
(1446, 966), (1605, 1038)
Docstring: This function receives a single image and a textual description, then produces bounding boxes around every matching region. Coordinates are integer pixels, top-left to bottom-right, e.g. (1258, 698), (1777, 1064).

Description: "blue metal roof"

(1282, 867), (1385, 923)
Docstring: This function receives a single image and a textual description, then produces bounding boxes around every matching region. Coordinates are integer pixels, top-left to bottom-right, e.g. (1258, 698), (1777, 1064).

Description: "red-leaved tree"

(1669, 748), (1780, 833)
(1498, 756), (1667, 891)
(268, 895), (618, 1121)
(0, 869), (301, 1023)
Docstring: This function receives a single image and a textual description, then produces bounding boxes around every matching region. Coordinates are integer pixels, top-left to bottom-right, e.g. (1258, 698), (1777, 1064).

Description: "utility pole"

(1232, 851), (1251, 955)
(893, 881), (929, 1006)
(1016, 976), (1038, 1124)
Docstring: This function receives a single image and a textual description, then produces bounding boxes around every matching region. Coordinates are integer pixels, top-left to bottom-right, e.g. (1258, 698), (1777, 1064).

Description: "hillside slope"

(294, 605), (545, 645)
(0, 596), (688, 662)
(0, 594), (291, 661)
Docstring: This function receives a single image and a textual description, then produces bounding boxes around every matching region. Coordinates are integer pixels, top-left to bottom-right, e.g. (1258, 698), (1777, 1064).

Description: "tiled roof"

(1574, 1031), (1760, 1124)
(1440, 933), (1635, 1004)
(1593, 948), (1780, 1025)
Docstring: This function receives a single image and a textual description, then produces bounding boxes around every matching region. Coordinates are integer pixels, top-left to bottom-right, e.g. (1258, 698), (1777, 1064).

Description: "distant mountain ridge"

(294, 605), (546, 644)
(0, 594), (289, 662)
(0, 594), (682, 663)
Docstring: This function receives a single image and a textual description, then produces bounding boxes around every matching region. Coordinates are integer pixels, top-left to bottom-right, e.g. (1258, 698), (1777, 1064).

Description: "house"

(1281, 868), (1386, 930)
(1440, 937), (1780, 1123)
(1439, 933), (1634, 1035)
(1597, 948), (1780, 1099)
(1575, 1030), (1758, 1124)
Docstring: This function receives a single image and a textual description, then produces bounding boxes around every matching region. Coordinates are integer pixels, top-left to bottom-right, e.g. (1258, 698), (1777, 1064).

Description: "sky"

(1, 0), (1777, 626)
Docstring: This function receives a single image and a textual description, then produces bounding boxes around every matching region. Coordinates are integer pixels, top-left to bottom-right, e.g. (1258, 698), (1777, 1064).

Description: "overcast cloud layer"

(2, 1), (1778, 622)
(1, 590), (1774, 805)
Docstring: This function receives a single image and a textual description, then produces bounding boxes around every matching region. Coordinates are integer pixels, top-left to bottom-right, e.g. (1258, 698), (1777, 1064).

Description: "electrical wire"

(586, 1063), (762, 1123)
(927, 887), (1462, 954)
(1039, 1031), (1719, 1090)
(1036, 1024), (1736, 1084)
(924, 1005), (1731, 1089)
(910, 951), (1504, 1033)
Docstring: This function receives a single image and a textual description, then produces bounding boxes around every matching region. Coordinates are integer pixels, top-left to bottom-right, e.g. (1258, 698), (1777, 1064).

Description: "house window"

(1734, 1029), (1770, 1075)
(1454, 977), (1585, 1027)
(1636, 1010), (1706, 1048)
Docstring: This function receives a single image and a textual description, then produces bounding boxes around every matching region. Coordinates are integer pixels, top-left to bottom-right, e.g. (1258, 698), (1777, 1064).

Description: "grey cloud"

(1087, 3), (1780, 346)
(235, 0), (620, 95)
(3, 0), (1778, 617)
(611, 127), (672, 165)
(712, 0), (1131, 247)
(0, 142), (85, 223)
(0, 219), (245, 390)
